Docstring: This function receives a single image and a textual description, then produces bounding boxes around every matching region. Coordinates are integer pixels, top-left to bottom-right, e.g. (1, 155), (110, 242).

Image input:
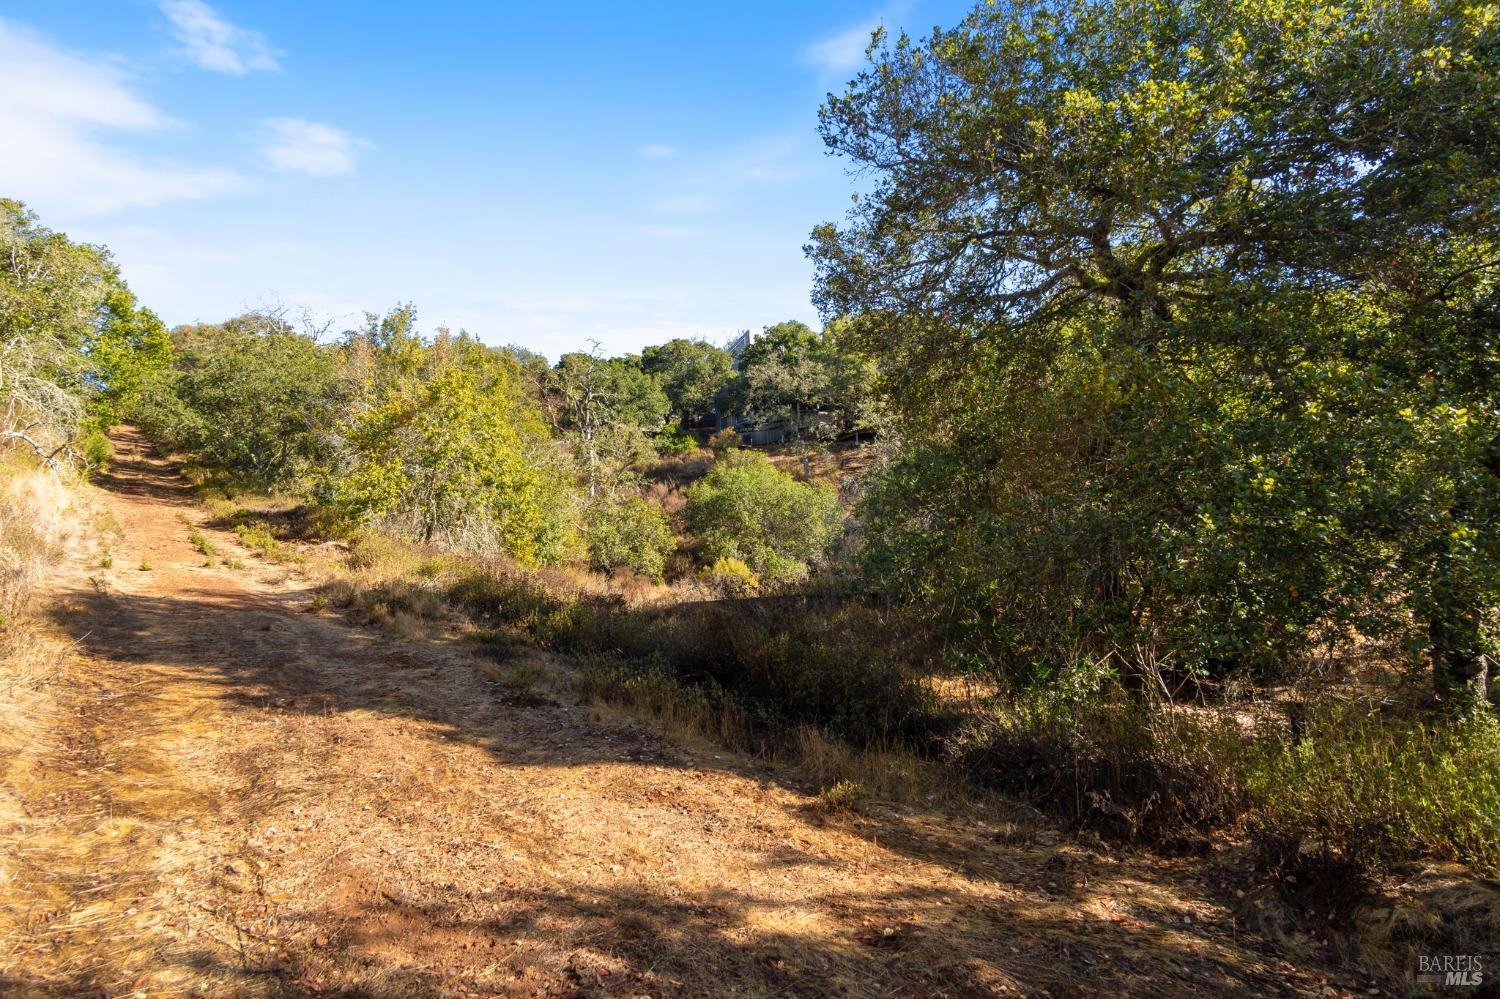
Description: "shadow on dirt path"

(3, 428), (1366, 997)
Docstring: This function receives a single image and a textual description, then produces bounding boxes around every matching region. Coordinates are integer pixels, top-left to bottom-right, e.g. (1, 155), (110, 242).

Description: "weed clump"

(187, 527), (216, 557)
(817, 779), (868, 815)
(233, 520), (283, 559)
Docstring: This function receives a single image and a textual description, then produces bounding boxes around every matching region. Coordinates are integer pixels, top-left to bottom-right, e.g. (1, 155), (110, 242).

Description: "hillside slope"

(0, 429), (1360, 997)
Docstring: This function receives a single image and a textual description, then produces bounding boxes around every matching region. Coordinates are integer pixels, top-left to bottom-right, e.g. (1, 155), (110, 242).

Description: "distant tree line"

(100, 300), (850, 584)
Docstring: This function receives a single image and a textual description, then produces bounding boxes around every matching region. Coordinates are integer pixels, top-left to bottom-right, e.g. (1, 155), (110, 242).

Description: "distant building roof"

(727, 329), (757, 359)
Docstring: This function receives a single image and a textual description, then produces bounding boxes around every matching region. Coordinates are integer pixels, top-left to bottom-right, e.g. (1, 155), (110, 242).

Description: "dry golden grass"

(0, 626), (69, 934)
(0, 461), (92, 844)
(790, 726), (956, 808)
(0, 461), (95, 618)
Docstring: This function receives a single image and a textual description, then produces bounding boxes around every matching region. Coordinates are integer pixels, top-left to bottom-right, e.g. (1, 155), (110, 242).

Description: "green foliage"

(585, 495), (675, 581)
(699, 555), (760, 595)
(551, 350), (670, 435)
(653, 425), (697, 456)
(147, 313), (341, 490)
(335, 333), (579, 566)
(718, 320), (878, 439)
(1249, 707), (1500, 874)
(139, 303), (583, 570)
(817, 779), (869, 815)
(707, 427), (741, 457)
(232, 520), (283, 559)
(815, 0), (1500, 691)
(0, 199), (164, 467)
(686, 451), (842, 582)
(548, 348), (671, 497)
(641, 338), (734, 425)
(187, 527), (217, 558)
(76, 427), (112, 471)
(90, 286), (173, 425)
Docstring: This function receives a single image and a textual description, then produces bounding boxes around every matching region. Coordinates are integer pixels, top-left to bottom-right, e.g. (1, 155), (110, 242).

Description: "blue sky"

(1, 1), (969, 358)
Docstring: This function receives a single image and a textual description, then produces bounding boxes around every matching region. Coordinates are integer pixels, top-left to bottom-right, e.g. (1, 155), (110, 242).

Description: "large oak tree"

(812, 0), (1499, 698)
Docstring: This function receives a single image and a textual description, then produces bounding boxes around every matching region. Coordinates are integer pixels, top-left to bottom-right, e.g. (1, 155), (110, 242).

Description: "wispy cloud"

(0, 18), (244, 214)
(259, 118), (369, 177)
(637, 143), (678, 160)
(647, 134), (814, 219)
(805, 20), (883, 74)
(160, 0), (279, 75)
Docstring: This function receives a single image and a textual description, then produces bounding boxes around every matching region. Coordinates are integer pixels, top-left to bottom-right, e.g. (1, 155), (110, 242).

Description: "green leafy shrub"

(77, 426), (112, 472)
(817, 779), (868, 815)
(653, 425), (698, 456)
(233, 520), (283, 559)
(334, 348), (580, 566)
(707, 427), (741, 457)
(146, 314), (341, 490)
(686, 451), (841, 583)
(585, 496), (675, 581)
(1249, 707), (1500, 875)
(699, 556), (759, 595)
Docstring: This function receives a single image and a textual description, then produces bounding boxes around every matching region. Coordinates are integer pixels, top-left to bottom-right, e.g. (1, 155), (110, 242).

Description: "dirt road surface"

(0, 429), (1364, 996)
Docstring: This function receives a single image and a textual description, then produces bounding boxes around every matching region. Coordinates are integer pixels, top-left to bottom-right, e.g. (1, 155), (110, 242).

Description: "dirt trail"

(0, 429), (1366, 997)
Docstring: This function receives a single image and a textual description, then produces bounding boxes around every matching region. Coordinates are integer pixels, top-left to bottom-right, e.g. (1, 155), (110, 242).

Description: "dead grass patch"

(0, 463), (91, 618)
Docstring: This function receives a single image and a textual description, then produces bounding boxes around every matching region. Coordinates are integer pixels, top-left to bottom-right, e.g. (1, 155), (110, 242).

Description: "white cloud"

(805, 21), (883, 74)
(637, 143), (678, 160)
(160, 0), (279, 75)
(645, 135), (811, 220)
(0, 19), (244, 215)
(259, 118), (368, 177)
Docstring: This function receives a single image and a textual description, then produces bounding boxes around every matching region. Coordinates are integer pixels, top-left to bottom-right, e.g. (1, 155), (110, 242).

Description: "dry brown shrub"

(0, 462), (90, 617)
